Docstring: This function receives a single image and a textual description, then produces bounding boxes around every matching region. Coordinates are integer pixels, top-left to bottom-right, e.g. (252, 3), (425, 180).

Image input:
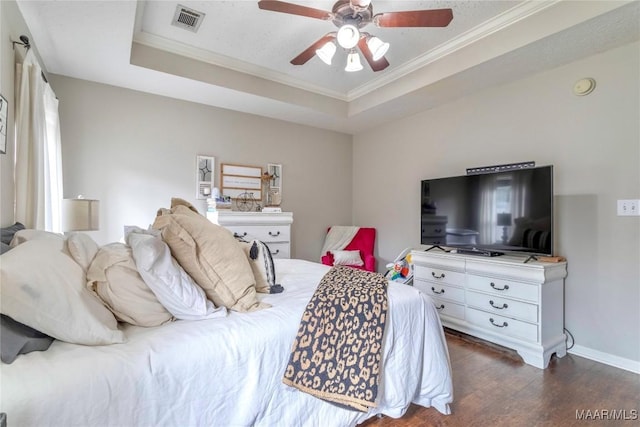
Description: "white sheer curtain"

(510, 172), (529, 220)
(477, 175), (497, 245)
(14, 50), (63, 232)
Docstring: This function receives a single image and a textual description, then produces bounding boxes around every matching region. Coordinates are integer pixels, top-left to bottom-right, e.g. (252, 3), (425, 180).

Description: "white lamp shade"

(367, 36), (389, 61)
(62, 198), (100, 231)
(336, 24), (360, 49)
(316, 41), (336, 65)
(345, 51), (363, 72)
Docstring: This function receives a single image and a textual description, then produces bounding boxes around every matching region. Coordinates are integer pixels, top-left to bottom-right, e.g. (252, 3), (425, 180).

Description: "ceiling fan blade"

(374, 9), (453, 28)
(258, 0), (332, 21)
(291, 34), (336, 65)
(358, 38), (389, 72)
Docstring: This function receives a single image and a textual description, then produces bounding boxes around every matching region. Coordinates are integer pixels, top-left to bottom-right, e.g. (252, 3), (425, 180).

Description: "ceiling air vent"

(172, 5), (205, 33)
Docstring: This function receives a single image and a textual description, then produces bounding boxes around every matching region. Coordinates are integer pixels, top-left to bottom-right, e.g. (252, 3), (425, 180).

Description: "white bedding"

(0, 259), (452, 426)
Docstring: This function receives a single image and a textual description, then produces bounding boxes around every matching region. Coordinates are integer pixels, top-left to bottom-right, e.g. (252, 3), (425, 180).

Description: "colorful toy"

(385, 252), (413, 283)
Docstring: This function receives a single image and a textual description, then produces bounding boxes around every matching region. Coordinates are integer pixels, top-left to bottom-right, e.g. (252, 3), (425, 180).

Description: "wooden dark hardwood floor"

(361, 330), (640, 427)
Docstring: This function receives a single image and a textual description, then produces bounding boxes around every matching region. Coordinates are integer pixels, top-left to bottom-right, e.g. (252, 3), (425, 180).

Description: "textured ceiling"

(16, 1), (640, 134)
(137, 1), (521, 95)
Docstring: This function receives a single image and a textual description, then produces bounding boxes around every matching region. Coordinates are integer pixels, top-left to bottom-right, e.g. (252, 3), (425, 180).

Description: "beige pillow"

(332, 250), (364, 266)
(67, 232), (100, 272)
(0, 239), (124, 345)
(153, 199), (268, 312)
(87, 243), (173, 326)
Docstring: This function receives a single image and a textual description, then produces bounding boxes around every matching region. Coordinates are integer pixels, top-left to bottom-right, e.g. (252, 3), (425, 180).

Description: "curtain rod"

(11, 34), (49, 83)
(11, 35), (30, 50)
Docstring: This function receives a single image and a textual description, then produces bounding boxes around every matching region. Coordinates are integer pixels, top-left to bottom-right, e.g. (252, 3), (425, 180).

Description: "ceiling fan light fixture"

(345, 50), (363, 72)
(336, 24), (360, 49)
(367, 36), (389, 61)
(350, 0), (371, 10)
(315, 41), (337, 65)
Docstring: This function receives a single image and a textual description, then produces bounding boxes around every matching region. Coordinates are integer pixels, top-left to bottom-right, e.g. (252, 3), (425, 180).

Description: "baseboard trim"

(568, 345), (640, 374)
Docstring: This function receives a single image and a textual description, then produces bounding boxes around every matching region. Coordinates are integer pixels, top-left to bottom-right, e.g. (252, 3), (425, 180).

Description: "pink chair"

(321, 227), (376, 272)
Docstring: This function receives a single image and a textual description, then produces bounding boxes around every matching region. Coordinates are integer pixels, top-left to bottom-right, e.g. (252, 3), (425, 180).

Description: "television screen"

(421, 166), (553, 256)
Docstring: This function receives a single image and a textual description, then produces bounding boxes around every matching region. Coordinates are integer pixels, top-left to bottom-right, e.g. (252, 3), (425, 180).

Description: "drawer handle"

(434, 228), (442, 233)
(489, 318), (508, 328)
(489, 300), (508, 310)
(490, 282), (509, 291)
(233, 232), (248, 238)
(268, 231), (281, 237)
(272, 249), (280, 255)
(436, 304), (445, 310)
(431, 272), (446, 279)
(431, 287), (445, 295)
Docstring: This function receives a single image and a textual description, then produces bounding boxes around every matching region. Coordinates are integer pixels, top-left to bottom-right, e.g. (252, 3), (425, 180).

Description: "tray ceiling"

(17, 1), (640, 134)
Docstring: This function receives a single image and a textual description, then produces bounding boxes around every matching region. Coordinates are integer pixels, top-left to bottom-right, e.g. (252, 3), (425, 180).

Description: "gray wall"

(352, 42), (640, 366)
(50, 76), (352, 262)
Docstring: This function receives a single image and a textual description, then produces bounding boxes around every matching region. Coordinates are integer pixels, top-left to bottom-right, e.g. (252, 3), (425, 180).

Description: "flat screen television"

(421, 165), (553, 256)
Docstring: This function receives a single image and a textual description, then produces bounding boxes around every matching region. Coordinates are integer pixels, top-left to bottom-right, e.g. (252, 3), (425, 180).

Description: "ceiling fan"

(257, 0), (453, 72)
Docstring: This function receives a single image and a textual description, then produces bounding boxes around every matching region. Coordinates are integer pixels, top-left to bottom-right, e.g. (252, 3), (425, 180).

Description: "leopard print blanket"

(282, 266), (388, 412)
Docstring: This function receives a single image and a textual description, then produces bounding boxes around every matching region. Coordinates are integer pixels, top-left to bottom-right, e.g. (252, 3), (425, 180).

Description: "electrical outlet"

(617, 199), (640, 216)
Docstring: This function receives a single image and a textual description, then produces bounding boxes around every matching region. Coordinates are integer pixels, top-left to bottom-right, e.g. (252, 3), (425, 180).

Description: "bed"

(0, 203), (452, 426)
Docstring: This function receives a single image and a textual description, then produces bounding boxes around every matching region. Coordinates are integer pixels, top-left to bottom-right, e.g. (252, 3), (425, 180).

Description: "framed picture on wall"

(196, 155), (215, 200)
(220, 163), (263, 201)
(0, 94), (7, 154)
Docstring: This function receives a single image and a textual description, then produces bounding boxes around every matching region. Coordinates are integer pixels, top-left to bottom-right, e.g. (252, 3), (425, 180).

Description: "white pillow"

(0, 239), (124, 345)
(10, 229), (65, 246)
(127, 232), (226, 320)
(332, 250), (364, 266)
(152, 201), (268, 312)
(87, 243), (173, 327)
(67, 233), (99, 272)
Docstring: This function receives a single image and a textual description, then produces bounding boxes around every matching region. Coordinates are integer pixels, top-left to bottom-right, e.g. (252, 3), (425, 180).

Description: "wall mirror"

(196, 155), (215, 199)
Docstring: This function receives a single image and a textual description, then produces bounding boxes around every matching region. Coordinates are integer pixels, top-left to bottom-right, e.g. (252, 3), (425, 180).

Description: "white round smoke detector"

(573, 78), (596, 96)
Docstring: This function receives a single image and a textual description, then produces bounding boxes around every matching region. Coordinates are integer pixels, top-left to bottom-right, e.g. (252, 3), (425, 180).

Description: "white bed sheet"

(0, 259), (452, 426)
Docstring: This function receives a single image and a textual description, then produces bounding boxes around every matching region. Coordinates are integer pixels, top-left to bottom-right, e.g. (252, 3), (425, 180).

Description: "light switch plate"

(617, 199), (640, 216)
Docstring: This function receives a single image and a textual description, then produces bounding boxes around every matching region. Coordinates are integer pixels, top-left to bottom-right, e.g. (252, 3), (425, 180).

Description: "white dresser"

(411, 249), (567, 369)
(207, 211), (293, 259)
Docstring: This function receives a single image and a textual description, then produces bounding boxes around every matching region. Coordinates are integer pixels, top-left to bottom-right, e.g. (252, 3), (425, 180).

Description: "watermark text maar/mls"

(576, 409), (638, 421)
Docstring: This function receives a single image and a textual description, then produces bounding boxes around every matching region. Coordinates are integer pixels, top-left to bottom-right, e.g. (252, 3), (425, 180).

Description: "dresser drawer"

(466, 290), (538, 323)
(264, 242), (289, 259)
(414, 280), (465, 304)
(226, 225), (290, 243)
(422, 224), (446, 237)
(422, 237), (446, 245)
(467, 275), (538, 303)
(415, 265), (465, 287)
(431, 297), (465, 320)
(466, 307), (538, 342)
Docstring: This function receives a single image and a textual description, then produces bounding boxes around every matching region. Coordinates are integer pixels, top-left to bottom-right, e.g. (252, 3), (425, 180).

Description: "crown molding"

(346, 0), (561, 101)
(133, 0), (627, 106)
(132, 31), (348, 101)
(133, 1), (560, 104)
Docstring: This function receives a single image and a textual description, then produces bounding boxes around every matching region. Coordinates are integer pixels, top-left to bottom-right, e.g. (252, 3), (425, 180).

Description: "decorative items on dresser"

(411, 249), (567, 369)
(207, 211), (293, 259)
